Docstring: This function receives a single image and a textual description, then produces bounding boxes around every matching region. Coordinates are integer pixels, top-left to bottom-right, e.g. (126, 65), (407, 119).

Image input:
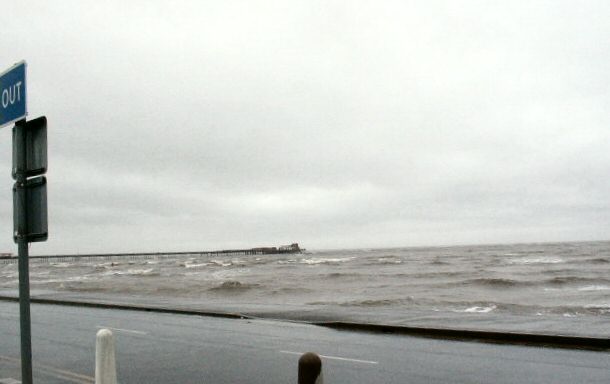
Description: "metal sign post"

(2, 61), (47, 384)
(14, 119), (33, 384)
(12, 117), (47, 384)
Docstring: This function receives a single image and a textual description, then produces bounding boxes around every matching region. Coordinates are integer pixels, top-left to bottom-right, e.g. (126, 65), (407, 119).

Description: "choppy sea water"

(1, 241), (609, 336)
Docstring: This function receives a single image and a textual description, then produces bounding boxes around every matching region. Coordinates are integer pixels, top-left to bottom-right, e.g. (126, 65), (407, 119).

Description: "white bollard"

(95, 329), (117, 384)
(298, 352), (323, 384)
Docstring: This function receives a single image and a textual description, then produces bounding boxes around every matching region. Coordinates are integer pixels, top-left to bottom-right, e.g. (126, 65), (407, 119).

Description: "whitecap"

(460, 305), (497, 313)
(300, 257), (355, 265)
(210, 260), (232, 267)
(184, 262), (209, 269)
(107, 268), (157, 276)
(377, 257), (403, 264)
(509, 257), (564, 265)
(127, 268), (156, 275)
(577, 285), (610, 292)
(277, 259), (297, 264)
(32, 276), (93, 284)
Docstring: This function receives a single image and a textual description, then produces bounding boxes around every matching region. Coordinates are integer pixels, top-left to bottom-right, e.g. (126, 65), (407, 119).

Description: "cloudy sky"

(1, 1), (608, 254)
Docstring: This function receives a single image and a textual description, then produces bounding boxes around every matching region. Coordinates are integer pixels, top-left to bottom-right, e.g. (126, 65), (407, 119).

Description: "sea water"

(1, 241), (608, 336)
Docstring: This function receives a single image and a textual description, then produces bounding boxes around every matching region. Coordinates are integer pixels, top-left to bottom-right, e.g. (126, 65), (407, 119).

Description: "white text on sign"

(2, 81), (23, 109)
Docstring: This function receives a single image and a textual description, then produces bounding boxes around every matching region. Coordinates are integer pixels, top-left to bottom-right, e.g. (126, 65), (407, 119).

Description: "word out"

(2, 81), (23, 108)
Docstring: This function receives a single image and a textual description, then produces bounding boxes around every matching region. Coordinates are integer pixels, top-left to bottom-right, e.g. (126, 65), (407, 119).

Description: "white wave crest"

(210, 260), (233, 267)
(101, 268), (157, 276)
(277, 259), (298, 264)
(300, 257), (355, 265)
(509, 257), (564, 265)
(458, 305), (497, 313)
(184, 262), (209, 269)
(578, 285), (610, 292)
(377, 257), (403, 264)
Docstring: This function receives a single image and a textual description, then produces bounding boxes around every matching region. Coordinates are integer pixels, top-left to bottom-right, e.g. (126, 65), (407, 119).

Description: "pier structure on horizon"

(0, 243), (302, 264)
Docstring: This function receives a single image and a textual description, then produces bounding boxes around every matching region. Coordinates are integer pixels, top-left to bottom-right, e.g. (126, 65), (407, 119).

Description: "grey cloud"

(1, 1), (609, 253)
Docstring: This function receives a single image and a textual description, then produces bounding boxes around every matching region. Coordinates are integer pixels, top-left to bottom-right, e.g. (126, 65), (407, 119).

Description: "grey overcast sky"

(1, 0), (609, 254)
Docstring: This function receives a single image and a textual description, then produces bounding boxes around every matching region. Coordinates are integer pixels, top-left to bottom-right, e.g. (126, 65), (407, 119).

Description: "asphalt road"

(0, 301), (608, 383)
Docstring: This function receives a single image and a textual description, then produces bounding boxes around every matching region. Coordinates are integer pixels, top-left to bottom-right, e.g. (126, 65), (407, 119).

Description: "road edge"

(1, 295), (608, 351)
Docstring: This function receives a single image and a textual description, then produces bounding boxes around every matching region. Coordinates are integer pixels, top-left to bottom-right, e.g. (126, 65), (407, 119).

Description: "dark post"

(14, 119), (33, 384)
(298, 352), (323, 384)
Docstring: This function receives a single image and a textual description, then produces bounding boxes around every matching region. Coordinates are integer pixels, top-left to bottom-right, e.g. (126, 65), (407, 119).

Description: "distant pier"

(0, 243), (302, 264)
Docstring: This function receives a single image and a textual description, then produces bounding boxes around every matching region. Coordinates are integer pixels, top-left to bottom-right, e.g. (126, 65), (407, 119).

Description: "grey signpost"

(2, 61), (48, 384)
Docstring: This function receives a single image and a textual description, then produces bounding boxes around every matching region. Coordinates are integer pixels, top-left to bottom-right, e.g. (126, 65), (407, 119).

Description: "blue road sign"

(0, 61), (27, 129)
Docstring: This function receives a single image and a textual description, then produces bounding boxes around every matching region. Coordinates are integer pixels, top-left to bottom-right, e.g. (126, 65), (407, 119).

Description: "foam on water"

(99, 268), (159, 277)
(183, 262), (209, 269)
(577, 285), (610, 291)
(376, 257), (403, 264)
(508, 257), (564, 265)
(461, 305), (497, 313)
(300, 257), (356, 265)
